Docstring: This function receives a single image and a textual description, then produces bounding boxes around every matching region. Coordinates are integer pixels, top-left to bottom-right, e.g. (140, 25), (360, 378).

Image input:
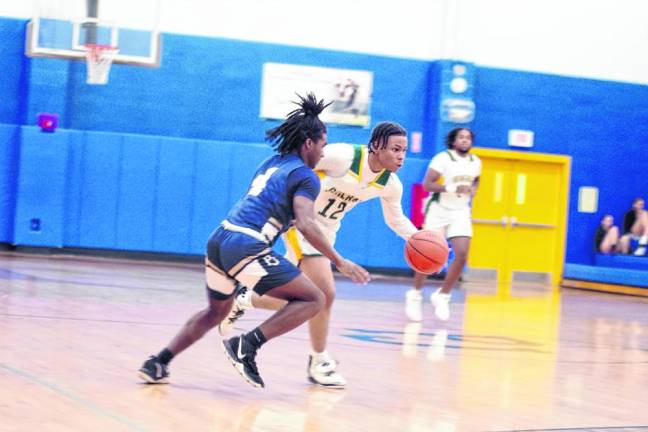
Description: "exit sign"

(508, 129), (534, 148)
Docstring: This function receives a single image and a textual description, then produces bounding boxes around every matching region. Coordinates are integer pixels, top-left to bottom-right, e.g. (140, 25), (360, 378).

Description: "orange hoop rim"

(84, 43), (119, 52)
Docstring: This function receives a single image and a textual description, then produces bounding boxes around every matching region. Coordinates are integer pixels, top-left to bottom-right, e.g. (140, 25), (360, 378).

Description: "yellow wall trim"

(473, 147), (572, 164)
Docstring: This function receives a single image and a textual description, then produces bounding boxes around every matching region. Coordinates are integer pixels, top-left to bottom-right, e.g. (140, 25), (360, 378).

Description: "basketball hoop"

(84, 44), (119, 85)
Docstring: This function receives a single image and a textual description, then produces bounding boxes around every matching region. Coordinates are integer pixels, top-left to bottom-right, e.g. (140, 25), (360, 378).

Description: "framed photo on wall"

(260, 62), (373, 127)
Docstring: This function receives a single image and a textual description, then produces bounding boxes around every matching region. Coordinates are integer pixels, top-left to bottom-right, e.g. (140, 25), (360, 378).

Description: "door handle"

(473, 217), (508, 226)
(510, 216), (554, 228)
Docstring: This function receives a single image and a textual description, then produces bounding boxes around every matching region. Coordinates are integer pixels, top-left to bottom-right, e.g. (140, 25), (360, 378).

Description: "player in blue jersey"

(138, 94), (370, 388)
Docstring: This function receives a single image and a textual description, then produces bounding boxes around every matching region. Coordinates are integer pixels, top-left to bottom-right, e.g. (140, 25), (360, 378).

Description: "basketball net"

(84, 44), (119, 85)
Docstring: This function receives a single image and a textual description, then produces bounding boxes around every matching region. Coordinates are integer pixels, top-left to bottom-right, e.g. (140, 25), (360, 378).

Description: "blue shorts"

(206, 226), (301, 297)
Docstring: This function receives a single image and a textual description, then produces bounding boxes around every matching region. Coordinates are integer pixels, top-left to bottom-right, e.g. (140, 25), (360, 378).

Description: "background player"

(406, 128), (481, 322)
(138, 93), (369, 388)
(220, 121), (418, 388)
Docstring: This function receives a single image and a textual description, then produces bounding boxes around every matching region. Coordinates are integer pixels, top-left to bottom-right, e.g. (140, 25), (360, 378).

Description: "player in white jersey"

(406, 128), (481, 322)
(220, 122), (417, 388)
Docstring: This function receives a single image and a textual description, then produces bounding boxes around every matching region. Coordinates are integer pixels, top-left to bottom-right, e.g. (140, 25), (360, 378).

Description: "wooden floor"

(1, 252), (648, 432)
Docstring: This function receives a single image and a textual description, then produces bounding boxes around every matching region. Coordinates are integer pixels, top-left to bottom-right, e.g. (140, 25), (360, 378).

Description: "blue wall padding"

(14, 127), (68, 246)
(62, 130), (87, 245)
(12, 127), (427, 269)
(0, 124), (20, 242)
(153, 138), (196, 253)
(115, 135), (159, 251)
(77, 133), (123, 248)
(564, 264), (648, 288)
(594, 254), (648, 271)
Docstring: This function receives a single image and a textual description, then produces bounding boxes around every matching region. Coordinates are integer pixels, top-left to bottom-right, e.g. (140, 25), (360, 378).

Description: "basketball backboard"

(25, 0), (161, 67)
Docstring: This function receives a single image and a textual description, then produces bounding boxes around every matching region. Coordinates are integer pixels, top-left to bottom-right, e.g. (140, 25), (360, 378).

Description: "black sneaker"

(222, 335), (264, 388)
(138, 356), (169, 384)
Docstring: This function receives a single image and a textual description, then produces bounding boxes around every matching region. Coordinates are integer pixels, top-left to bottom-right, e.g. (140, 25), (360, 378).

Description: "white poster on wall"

(260, 63), (373, 127)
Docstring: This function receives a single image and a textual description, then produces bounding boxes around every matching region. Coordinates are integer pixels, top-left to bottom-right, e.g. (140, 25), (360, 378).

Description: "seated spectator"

(594, 214), (619, 254)
(618, 197), (648, 256)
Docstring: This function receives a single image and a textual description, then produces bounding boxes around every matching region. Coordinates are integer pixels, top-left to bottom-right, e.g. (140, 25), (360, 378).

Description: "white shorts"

(423, 201), (473, 239)
(283, 221), (337, 265)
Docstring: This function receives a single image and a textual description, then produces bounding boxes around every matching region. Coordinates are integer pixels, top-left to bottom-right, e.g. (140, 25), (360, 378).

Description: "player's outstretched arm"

(293, 195), (370, 284)
(380, 176), (418, 240)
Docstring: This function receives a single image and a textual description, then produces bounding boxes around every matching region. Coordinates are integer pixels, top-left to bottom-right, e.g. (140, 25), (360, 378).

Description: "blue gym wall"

(27, 33), (433, 149)
(1, 16), (648, 271)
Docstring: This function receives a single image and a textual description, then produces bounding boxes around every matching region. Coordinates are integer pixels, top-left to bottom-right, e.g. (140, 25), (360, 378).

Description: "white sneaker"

(405, 289), (423, 322)
(307, 356), (346, 389)
(218, 285), (252, 336)
(634, 246), (646, 256)
(430, 288), (451, 321)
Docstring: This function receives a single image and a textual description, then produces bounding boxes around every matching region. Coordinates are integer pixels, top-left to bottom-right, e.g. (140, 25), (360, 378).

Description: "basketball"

(404, 230), (449, 274)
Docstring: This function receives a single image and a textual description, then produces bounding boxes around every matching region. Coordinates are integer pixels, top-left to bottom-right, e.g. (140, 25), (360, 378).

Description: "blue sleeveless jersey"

(226, 154), (320, 243)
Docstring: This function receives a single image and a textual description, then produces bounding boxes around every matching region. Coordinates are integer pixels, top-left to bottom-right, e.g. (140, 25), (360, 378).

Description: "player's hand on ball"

(337, 259), (371, 284)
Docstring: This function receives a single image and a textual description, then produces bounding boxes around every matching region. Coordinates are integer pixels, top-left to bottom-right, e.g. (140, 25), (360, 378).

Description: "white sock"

(311, 350), (331, 363)
(237, 289), (254, 309)
(639, 235), (648, 246)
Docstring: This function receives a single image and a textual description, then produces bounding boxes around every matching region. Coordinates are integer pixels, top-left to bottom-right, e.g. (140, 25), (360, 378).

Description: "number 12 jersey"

(313, 143), (416, 239)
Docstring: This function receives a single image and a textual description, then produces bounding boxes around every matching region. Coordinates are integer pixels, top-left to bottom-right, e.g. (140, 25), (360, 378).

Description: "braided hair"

(266, 93), (332, 155)
(368, 121), (407, 153)
(445, 127), (474, 149)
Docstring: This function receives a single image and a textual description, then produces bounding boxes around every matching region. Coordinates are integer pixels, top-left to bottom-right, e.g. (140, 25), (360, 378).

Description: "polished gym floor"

(1, 252), (647, 432)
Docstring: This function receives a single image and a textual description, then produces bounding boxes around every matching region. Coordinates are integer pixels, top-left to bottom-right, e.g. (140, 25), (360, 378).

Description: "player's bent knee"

(306, 287), (326, 312)
(316, 283), (335, 308)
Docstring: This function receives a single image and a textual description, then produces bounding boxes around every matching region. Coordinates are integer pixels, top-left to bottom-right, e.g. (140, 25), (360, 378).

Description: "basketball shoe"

(218, 285), (252, 336)
(430, 288), (451, 321)
(405, 289), (423, 321)
(222, 335), (264, 388)
(307, 355), (346, 389)
(138, 356), (170, 384)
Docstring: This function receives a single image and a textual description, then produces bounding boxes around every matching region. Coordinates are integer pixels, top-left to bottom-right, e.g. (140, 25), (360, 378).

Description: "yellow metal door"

(508, 160), (564, 284)
(469, 149), (570, 284)
(470, 157), (513, 273)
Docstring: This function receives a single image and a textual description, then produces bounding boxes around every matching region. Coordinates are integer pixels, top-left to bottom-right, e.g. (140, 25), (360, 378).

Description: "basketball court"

(3, 1), (647, 431)
(1, 252), (647, 432)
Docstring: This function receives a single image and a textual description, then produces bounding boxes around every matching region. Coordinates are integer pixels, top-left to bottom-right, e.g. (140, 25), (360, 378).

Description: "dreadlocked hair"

(445, 127), (474, 149)
(265, 93), (332, 155)
(368, 121), (407, 153)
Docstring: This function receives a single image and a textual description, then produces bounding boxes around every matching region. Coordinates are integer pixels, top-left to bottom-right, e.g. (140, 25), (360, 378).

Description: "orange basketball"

(404, 230), (449, 274)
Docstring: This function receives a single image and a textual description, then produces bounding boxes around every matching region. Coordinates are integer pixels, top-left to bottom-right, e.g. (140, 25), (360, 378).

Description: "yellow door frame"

(471, 147), (571, 285)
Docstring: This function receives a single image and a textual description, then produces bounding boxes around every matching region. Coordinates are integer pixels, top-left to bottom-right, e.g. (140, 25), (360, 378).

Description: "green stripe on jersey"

(350, 145), (363, 175)
(424, 192), (440, 216)
(374, 170), (391, 186)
